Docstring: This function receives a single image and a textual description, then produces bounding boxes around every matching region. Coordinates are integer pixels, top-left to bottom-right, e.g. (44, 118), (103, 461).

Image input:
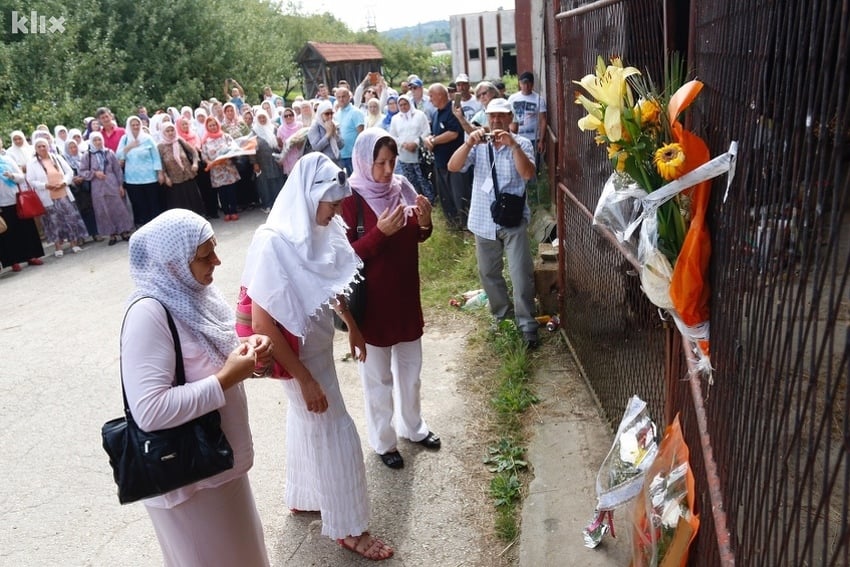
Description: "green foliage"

(490, 471), (521, 507)
(0, 0), (434, 134)
(484, 438), (528, 473)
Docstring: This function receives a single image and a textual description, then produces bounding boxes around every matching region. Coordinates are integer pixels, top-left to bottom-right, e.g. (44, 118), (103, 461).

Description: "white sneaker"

(54, 250), (64, 258)
(72, 246), (83, 254)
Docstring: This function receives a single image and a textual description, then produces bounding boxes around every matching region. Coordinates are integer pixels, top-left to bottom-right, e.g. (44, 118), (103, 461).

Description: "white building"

(450, 9), (516, 83)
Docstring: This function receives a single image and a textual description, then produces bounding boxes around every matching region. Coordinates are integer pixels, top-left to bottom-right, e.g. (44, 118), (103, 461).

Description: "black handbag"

(334, 195), (366, 332)
(102, 300), (234, 504)
(488, 143), (526, 228)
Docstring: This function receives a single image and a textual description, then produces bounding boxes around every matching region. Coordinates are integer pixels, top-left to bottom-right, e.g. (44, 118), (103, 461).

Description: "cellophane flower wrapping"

(583, 395), (658, 548)
(592, 172), (648, 257)
(630, 414), (699, 567)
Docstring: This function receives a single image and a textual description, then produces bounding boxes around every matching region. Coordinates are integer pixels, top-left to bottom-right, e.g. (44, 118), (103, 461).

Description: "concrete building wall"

(450, 9), (516, 83)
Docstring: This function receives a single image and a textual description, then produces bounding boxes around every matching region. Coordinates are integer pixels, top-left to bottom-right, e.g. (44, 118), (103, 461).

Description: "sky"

(303, 0), (511, 32)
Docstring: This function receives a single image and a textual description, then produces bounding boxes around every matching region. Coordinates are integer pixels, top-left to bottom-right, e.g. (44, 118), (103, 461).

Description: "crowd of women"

(0, 74), (437, 274)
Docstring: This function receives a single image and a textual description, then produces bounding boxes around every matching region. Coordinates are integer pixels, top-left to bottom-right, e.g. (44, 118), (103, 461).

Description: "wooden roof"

(299, 41), (383, 63)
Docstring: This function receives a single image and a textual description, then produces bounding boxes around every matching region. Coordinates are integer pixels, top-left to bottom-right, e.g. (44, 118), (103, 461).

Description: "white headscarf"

(124, 116), (153, 144)
(127, 209), (236, 366)
(6, 130), (32, 167)
(241, 153), (360, 338)
(314, 100), (339, 160)
(252, 109), (278, 149)
(349, 127), (419, 218)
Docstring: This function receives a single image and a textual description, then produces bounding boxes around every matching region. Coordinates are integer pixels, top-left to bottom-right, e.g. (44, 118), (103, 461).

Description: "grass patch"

(417, 196), (544, 544)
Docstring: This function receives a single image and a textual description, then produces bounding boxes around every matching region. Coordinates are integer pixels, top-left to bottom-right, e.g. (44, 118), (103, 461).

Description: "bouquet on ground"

(630, 414), (699, 567)
(583, 395), (659, 548)
(574, 54), (721, 374)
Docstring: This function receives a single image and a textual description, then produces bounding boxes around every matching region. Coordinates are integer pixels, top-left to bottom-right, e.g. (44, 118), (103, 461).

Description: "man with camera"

(447, 98), (540, 349)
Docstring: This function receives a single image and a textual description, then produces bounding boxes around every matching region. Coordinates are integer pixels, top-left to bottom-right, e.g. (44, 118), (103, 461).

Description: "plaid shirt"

(460, 134), (535, 240)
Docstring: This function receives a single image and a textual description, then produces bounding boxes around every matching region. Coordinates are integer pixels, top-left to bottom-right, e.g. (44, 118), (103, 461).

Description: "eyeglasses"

(314, 170), (347, 186)
(284, 113), (294, 117)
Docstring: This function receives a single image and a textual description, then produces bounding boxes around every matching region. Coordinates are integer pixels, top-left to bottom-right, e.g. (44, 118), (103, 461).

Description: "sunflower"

(653, 143), (686, 181)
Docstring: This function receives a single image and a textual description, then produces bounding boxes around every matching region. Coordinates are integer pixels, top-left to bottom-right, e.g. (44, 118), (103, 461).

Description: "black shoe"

(523, 332), (540, 350)
(416, 431), (441, 450)
(380, 450), (404, 469)
(107, 237), (118, 246)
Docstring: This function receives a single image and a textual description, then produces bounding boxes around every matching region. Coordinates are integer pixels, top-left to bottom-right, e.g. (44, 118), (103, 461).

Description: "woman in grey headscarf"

(307, 100), (343, 166)
(121, 209), (273, 566)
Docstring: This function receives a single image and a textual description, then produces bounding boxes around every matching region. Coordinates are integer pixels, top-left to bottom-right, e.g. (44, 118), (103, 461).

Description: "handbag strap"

(353, 193), (365, 240)
(119, 298), (185, 413)
(488, 140), (526, 200)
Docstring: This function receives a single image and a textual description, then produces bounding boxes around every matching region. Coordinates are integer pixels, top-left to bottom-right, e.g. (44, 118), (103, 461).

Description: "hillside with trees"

(0, 0), (436, 131)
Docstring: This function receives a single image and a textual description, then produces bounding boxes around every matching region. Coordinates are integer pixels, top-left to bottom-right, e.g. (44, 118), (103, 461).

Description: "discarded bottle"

(535, 315), (551, 325)
(462, 291), (488, 310)
(546, 315), (560, 332)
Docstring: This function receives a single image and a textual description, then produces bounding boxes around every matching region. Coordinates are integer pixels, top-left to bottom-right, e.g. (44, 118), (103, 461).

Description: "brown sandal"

(337, 532), (394, 561)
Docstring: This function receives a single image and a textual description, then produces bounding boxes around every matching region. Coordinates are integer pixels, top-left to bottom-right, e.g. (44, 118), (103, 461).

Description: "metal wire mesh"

(691, 1), (850, 564)
(551, 0), (849, 564)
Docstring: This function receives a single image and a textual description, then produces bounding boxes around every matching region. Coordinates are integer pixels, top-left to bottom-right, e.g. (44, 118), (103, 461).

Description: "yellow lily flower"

(573, 59), (640, 141)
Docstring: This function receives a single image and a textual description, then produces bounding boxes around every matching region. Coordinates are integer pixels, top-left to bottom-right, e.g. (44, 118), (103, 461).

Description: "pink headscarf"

(349, 127), (418, 218)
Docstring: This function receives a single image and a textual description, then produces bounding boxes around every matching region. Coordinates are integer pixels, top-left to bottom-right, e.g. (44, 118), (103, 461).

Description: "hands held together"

(376, 195), (432, 236)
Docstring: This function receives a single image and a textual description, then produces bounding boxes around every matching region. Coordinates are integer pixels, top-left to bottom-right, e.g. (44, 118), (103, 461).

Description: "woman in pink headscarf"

(341, 128), (439, 471)
(276, 106), (307, 177)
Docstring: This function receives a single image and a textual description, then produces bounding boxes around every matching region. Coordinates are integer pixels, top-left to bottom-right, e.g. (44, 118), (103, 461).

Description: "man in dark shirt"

(423, 83), (468, 230)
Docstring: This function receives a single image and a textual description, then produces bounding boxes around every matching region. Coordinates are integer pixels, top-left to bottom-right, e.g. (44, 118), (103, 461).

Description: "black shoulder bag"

(334, 195), (367, 332)
(101, 300), (234, 504)
(488, 142), (526, 228)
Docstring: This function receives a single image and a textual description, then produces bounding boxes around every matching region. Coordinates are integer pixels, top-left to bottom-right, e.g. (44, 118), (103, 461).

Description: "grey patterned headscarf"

(127, 209), (237, 365)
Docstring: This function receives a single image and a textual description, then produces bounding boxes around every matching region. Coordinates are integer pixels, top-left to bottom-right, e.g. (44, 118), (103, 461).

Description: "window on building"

(486, 47), (497, 58)
(469, 48), (480, 60)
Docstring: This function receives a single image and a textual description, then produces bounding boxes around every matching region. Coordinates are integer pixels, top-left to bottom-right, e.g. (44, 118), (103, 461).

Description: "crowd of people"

(0, 69), (548, 564)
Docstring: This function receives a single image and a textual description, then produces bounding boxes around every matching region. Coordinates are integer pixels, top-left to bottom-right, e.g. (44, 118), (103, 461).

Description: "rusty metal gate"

(549, 0), (849, 565)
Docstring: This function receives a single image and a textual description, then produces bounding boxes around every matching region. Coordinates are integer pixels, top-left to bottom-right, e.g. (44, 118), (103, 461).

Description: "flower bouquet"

(630, 414), (699, 567)
(583, 395), (658, 548)
(575, 55), (737, 375)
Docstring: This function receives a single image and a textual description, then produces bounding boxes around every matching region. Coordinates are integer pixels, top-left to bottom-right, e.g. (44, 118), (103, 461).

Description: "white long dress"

(280, 304), (370, 539)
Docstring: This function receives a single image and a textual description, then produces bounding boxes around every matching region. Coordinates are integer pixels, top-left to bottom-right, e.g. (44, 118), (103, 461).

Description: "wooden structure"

(297, 42), (383, 98)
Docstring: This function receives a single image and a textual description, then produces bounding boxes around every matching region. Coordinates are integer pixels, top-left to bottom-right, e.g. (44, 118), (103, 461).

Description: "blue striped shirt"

(459, 134), (535, 240)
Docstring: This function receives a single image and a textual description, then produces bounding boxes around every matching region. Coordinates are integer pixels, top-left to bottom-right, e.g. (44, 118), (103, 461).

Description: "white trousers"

(358, 339), (429, 454)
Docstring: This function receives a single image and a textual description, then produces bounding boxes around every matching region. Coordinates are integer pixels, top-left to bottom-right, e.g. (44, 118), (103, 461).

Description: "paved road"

(0, 206), (631, 566)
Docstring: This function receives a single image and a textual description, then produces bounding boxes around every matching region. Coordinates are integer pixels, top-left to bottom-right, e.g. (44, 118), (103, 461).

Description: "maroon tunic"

(341, 192), (432, 347)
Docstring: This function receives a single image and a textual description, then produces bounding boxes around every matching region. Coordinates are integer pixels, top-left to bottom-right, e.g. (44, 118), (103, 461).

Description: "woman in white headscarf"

(250, 109), (284, 213)
(157, 122), (205, 216)
(53, 125), (69, 155)
(78, 131), (134, 245)
(342, 128), (438, 470)
(0, 140), (44, 271)
(239, 153), (394, 561)
(116, 115), (163, 226)
(307, 100), (343, 166)
(6, 130), (33, 172)
(25, 137), (90, 256)
(121, 209), (273, 567)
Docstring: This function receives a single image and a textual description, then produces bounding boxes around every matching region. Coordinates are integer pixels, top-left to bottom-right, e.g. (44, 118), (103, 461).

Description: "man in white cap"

(446, 98), (540, 349)
(454, 73), (482, 122)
